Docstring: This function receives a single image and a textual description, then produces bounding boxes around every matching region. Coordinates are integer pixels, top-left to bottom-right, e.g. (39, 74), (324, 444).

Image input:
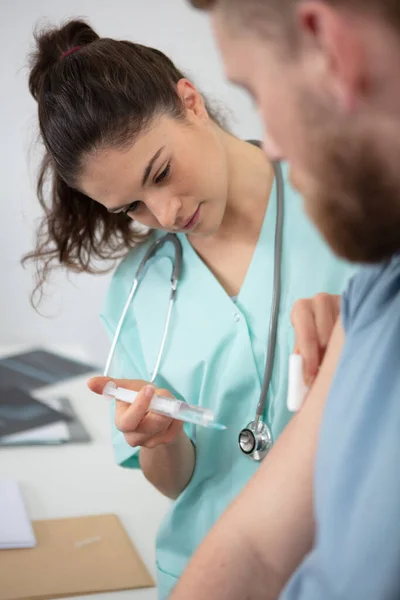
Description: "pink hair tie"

(61, 46), (81, 59)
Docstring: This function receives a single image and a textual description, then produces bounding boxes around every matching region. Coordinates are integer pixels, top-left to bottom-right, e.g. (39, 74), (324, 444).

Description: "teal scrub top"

(101, 163), (355, 599)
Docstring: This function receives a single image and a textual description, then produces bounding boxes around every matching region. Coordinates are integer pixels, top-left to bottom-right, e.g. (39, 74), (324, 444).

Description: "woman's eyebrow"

(108, 145), (166, 214)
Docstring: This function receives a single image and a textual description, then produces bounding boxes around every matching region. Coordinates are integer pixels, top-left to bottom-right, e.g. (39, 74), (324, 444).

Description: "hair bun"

(29, 19), (99, 101)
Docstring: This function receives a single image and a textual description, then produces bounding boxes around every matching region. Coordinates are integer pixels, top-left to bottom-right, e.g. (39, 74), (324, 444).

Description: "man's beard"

(297, 128), (400, 263)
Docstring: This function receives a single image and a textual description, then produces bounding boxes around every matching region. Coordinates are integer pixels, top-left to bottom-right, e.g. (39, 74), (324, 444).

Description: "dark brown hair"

(25, 19), (220, 303)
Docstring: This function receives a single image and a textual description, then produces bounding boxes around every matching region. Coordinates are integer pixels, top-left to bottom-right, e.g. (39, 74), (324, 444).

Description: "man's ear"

(297, 1), (367, 111)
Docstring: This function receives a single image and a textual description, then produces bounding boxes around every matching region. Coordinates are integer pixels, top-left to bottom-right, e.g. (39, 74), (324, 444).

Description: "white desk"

(0, 348), (170, 600)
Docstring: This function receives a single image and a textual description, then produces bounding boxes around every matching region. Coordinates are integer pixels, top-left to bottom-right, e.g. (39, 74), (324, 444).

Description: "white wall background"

(0, 0), (262, 366)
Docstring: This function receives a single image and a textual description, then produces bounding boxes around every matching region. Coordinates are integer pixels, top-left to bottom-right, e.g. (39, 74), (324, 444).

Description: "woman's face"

(79, 106), (230, 237)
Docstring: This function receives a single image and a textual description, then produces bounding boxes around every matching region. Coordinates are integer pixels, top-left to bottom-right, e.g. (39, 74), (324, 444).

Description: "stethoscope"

(104, 161), (284, 462)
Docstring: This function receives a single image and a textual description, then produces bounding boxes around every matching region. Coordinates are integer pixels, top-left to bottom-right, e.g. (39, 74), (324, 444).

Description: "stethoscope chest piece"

(238, 421), (273, 461)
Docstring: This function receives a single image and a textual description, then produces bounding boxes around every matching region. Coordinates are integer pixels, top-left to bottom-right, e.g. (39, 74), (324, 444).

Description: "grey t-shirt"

(281, 253), (400, 599)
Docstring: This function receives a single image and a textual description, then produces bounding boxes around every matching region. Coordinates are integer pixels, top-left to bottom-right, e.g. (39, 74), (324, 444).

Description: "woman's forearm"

(139, 430), (196, 499)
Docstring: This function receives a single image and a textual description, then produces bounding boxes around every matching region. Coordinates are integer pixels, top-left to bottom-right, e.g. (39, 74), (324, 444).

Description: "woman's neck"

(218, 131), (275, 239)
(186, 131), (276, 297)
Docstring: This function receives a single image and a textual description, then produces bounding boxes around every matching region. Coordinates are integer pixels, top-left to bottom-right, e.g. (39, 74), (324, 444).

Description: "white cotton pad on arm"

(287, 354), (309, 412)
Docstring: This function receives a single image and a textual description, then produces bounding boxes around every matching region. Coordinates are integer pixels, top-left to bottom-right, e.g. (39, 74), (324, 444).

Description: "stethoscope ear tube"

(104, 233), (183, 379)
(136, 233), (182, 287)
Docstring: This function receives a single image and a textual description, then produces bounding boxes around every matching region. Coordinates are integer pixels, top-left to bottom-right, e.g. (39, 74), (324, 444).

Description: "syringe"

(103, 382), (227, 431)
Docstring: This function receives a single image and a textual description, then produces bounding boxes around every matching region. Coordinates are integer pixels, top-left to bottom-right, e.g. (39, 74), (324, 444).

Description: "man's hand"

(88, 376), (195, 500)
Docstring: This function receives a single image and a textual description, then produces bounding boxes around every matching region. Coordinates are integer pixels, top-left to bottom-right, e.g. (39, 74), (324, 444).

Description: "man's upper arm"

(241, 319), (345, 581)
(281, 274), (400, 600)
(171, 320), (345, 600)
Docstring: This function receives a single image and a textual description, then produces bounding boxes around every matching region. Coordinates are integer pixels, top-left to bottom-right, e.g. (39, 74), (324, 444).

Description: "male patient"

(171, 1), (400, 598)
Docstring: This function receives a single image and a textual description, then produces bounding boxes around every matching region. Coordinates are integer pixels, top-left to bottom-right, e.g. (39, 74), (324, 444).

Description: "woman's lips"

(182, 205), (201, 231)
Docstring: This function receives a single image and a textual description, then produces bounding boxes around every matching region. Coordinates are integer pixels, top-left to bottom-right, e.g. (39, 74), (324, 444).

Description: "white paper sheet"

(0, 480), (36, 549)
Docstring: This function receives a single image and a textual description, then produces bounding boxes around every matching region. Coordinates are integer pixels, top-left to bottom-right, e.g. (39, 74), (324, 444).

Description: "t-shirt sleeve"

(280, 258), (400, 600)
(341, 261), (390, 332)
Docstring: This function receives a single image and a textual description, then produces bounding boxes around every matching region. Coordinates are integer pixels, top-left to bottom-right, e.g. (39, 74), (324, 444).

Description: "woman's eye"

(155, 162), (171, 184)
(124, 201), (140, 215)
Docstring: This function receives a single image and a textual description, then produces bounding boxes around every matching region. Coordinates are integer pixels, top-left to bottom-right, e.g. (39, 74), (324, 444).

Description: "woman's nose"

(149, 194), (181, 230)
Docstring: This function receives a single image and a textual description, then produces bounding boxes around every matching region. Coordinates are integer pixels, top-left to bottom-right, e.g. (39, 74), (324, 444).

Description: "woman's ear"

(176, 78), (209, 120)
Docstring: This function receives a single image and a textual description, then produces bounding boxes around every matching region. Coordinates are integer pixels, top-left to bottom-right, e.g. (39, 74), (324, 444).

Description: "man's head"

(191, 0), (400, 263)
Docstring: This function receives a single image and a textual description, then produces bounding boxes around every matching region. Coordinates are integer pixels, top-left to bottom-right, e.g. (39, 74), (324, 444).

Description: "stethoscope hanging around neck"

(104, 160), (285, 463)
(238, 160), (285, 461)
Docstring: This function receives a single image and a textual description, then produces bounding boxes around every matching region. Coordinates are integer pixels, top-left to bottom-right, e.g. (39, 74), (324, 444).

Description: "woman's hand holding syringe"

(87, 377), (224, 499)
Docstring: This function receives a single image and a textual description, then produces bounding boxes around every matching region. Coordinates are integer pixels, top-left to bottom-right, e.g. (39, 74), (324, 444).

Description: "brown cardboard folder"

(0, 514), (155, 600)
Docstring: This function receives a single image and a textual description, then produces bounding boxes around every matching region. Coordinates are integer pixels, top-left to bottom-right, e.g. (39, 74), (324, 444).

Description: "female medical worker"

(27, 20), (354, 599)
